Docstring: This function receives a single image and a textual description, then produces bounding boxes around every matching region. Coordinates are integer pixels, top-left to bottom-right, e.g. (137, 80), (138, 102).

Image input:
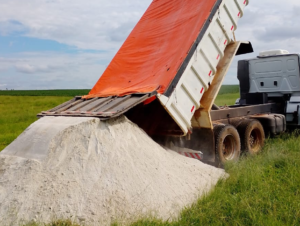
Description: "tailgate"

(38, 93), (154, 119)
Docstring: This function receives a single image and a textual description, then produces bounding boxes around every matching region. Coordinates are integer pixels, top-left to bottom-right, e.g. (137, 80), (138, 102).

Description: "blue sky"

(1, 36), (76, 54)
(0, 0), (299, 90)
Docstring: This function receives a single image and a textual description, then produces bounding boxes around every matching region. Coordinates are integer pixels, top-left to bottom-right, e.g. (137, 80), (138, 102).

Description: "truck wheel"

(214, 124), (241, 165)
(237, 119), (265, 154)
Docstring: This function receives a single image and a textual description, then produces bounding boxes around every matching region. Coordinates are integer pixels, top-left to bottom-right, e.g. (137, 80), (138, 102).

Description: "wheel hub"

(249, 129), (261, 152)
(222, 135), (236, 160)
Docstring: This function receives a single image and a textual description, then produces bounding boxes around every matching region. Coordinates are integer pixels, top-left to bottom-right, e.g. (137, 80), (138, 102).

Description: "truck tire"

(229, 118), (243, 128)
(214, 124), (241, 166)
(237, 119), (265, 155)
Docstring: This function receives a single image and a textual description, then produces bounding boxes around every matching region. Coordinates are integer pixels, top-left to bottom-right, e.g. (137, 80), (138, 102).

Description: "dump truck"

(39, 0), (292, 166)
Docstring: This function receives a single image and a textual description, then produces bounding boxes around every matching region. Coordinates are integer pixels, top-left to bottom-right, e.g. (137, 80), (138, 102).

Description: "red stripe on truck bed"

(195, 153), (201, 159)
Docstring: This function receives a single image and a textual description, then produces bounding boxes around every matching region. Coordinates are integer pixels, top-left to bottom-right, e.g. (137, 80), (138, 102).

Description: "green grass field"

(0, 89), (90, 97)
(215, 93), (238, 106)
(0, 88), (237, 152)
(0, 85), (238, 97)
(218, 85), (239, 95)
(127, 133), (300, 226)
(0, 96), (71, 151)
(1, 88), (300, 226)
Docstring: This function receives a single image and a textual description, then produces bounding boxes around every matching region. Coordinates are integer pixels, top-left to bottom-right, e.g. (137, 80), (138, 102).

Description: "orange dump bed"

(85, 0), (219, 98)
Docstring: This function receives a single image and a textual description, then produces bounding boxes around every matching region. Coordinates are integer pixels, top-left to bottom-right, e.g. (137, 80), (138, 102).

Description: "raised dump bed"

(40, 0), (251, 136)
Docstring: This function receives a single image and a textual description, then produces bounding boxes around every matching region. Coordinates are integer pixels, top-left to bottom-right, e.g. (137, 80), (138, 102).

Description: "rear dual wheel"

(237, 119), (265, 155)
(214, 125), (241, 165)
(214, 120), (265, 166)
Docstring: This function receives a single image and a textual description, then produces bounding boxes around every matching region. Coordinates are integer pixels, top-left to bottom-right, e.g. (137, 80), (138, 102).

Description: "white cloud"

(226, 0), (300, 84)
(255, 27), (300, 42)
(293, 5), (300, 17)
(0, 0), (152, 89)
(0, 0), (300, 88)
(0, 52), (112, 89)
(0, 58), (20, 72)
(0, 20), (27, 36)
(0, 0), (152, 51)
(0, 66), (9, 72)
(236, 0), (300, 51)
(14, 64), (36, 74)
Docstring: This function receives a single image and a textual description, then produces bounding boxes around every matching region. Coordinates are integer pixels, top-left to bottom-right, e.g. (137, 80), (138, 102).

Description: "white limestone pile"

(0, 116), (227, 225)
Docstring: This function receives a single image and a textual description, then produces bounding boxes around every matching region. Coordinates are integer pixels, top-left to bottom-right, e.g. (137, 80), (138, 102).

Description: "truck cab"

(238, 50), (300, 127)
